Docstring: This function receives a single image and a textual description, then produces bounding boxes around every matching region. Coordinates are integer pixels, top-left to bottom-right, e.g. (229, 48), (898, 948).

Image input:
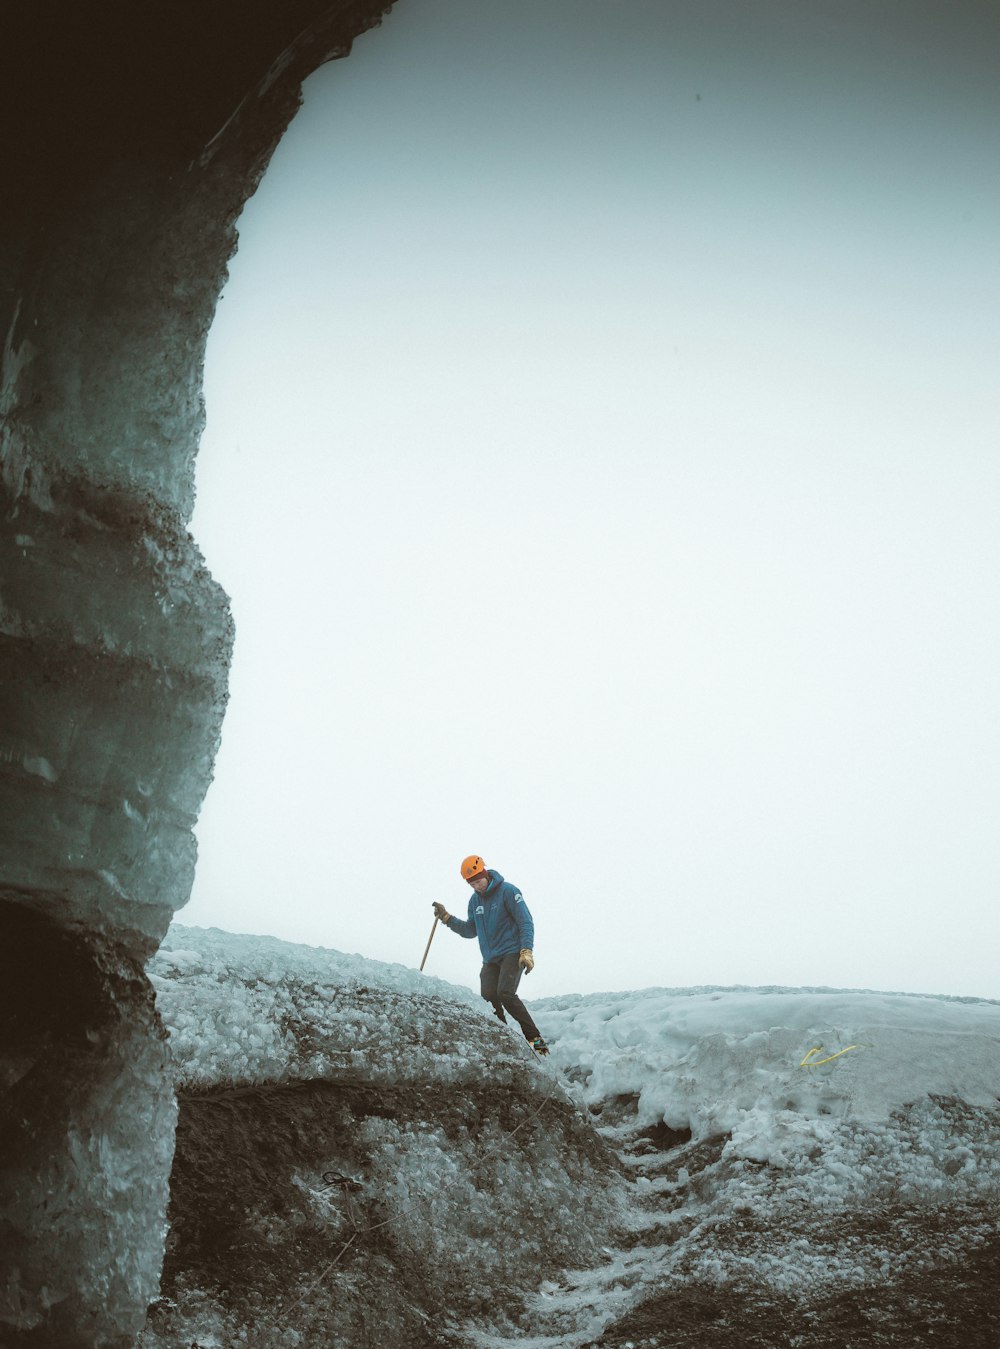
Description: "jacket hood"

(484, 870), (503, 894)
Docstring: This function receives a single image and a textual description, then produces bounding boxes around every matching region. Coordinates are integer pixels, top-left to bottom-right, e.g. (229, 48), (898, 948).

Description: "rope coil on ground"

(799, 1044), (865, 1068)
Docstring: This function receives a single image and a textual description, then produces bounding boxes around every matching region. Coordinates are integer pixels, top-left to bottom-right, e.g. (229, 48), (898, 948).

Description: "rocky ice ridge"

(141, 926), (623, 1348)
(140, 925), (1000, 1348)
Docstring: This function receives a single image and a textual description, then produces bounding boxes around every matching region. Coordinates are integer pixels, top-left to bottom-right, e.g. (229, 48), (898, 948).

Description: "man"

(433, 855), (549, 1056)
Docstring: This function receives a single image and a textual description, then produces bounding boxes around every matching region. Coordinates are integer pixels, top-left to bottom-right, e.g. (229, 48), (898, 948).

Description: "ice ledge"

(151, 923), (542, 1095)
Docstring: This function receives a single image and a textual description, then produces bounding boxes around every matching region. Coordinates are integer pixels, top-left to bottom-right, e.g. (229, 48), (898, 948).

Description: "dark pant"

(480, 952), (541, 1043)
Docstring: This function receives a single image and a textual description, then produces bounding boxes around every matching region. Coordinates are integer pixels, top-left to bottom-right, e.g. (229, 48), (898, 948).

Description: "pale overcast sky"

(185, 0), (1000, 1001)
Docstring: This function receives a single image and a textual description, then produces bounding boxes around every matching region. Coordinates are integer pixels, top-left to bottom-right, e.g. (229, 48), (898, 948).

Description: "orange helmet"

(460, 854), (487, 881)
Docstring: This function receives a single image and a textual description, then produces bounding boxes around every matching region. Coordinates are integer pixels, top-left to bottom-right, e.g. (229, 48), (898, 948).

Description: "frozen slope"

(141, 928), (1000, 1348)
(140, 926), (624, 1348)
(538, 983), (1000, 1155)
(514, 986), (1000, 1347)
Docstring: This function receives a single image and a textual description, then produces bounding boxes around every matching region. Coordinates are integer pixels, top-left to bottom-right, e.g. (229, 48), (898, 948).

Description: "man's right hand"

(432, 902), (451, 923)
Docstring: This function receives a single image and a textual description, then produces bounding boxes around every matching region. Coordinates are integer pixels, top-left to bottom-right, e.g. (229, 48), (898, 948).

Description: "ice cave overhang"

(0, 5), (401, 1341)
(2, 0), (398, 406)
(0, 1), (398, 955)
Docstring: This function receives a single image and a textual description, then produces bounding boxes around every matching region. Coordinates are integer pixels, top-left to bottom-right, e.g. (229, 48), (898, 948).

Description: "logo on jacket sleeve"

(514, 893), (524, 903)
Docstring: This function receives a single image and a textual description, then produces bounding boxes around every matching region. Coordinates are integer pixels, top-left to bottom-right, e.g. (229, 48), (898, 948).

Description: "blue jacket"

(446, 871), (534, 963)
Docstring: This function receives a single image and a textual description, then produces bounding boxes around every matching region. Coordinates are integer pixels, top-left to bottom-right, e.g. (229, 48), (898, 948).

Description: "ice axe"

(419, 916), (439, 972)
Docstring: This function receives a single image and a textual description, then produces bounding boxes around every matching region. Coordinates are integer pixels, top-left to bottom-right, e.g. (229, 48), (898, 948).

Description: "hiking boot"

(531, 1036), (549, 1056)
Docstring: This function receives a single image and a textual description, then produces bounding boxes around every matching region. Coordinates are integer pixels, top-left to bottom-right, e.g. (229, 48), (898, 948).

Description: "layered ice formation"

(0, 5), (403, 1343)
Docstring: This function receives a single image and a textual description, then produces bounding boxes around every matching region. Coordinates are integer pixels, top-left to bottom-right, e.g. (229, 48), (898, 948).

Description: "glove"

(432, 902), (451, 923)
(519, 948), (534, 974)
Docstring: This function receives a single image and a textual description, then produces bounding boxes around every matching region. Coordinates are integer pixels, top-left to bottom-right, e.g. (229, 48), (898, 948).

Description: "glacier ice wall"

(0, 4), (399, 1342)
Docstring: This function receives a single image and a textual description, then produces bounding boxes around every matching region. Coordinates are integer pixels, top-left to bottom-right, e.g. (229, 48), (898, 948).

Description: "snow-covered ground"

(509, 986), (1000, 1346)
(152, 924), (1000, 1174)
(146, 926), (1000, 1347)
(151, 923), (487, 1090)
(535, 982), (1000, 1156)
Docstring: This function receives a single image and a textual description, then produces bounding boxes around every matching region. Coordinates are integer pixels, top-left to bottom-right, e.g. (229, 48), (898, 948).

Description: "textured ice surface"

(151, 923), (503, 1091)
(144, 927), (1000, 1346)
(534, 983), (1000, 1142)
(154, 927), (1000, 1142)
(0, 914), (177, 1345)
(143, 926), (623, 1347)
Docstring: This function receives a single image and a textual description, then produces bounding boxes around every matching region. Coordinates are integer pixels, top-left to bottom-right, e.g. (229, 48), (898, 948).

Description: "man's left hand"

(519, 948), (534, 973)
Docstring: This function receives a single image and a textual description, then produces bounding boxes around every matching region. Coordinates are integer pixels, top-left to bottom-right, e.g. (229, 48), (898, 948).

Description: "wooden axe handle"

(419, 916), (439, 972)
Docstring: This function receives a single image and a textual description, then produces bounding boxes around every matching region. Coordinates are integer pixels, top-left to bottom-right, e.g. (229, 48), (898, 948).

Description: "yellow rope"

(799, 1044), (864, 1067)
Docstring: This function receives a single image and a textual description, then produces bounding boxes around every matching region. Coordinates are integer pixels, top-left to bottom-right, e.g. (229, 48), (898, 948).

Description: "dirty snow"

(533, 983), (1000, 1155)
(153, 926), (1000, 1157)
(150, 924), (493, 1091)
(147, 925), (1000, 1346)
